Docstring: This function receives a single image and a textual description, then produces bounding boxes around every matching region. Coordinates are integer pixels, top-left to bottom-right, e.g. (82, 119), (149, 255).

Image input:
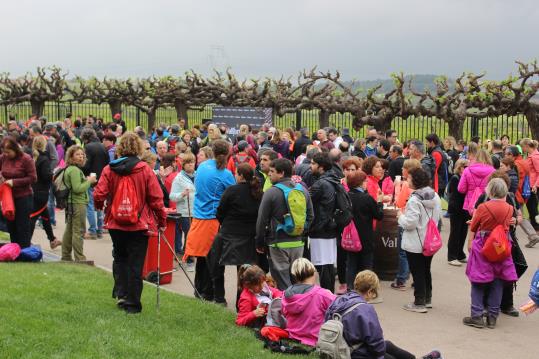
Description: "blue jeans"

(174, 216), (191, 254)
(48, 188), (56, 226)
(395, 226), (410, 284)
(86, 187), (104, 234)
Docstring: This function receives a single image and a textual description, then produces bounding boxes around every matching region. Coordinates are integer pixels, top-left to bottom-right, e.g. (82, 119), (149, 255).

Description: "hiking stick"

(187, 190), (192, 225)
(159, 230), (201, 299)
(157, 230), (161, 311)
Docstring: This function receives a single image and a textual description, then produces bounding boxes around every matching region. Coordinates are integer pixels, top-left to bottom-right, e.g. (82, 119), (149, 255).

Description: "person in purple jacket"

(324, 270), (441, 359)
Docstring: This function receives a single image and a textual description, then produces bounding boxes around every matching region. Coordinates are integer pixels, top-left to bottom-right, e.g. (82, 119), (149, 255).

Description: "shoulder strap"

(483, 202), (512, 225)
(334, 302), (365, 351)
(332, 302), (364, 321)
(274, 182), (288, 193)
(342, 302), (364, 317)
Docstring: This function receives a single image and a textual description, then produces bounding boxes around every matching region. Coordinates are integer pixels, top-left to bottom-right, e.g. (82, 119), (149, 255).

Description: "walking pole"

(157, 229), (161, 311)
(160, 230), (201, 298)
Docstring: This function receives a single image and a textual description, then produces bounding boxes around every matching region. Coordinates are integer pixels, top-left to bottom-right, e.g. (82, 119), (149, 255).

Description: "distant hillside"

(341, 74), (455, 94)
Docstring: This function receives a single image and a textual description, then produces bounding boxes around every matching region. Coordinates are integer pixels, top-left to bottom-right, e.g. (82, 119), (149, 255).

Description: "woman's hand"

(253, 307), (265, 317)
(87, 176), (97, 185)
(181, 188), (190, 197)
(377, 189), (384, 203)
(4, 179), (13, 187)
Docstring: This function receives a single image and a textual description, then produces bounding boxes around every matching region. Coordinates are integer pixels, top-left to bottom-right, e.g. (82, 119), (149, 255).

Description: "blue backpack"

(530, 269), (539, 306)
(522, 175), (532, 200)
(17, 246), (43, 262)
(274, 183), (308, 237)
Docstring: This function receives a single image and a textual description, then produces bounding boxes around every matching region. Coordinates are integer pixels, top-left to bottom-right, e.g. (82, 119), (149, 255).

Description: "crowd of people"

(1, 111), (538, 358)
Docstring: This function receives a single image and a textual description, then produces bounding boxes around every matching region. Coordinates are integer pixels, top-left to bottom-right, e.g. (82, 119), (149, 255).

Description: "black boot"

(463, 316), (485, 328)
(486, 315), (497, 329)
(501, 306), (519, 317)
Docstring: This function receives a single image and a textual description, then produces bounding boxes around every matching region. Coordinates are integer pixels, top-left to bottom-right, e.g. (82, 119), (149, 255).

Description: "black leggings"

(384, 340), (415, 359)
(30, 202), (55, 242)
(7, 195), (33, 248)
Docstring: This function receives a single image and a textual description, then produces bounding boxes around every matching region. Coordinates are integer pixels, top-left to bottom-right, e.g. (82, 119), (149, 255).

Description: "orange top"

(395, 182), (412, 211)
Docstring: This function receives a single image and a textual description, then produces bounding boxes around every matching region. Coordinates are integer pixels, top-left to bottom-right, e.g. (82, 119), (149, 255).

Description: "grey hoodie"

(398, 186), (442, 253)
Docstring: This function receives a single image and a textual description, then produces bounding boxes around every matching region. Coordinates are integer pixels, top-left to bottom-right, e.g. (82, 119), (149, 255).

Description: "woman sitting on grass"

(325, 270), (442, 359)
(236, 264), (282, 328)
(282, 258), (336, 346)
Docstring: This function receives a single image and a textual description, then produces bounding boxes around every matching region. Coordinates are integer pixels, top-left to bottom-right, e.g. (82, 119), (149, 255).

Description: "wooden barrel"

(373, 208), (400, 281)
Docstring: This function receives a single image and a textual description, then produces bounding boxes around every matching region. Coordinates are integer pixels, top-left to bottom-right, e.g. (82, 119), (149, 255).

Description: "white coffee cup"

(395, 175), (401, 182)
(90, 172), (97, 178)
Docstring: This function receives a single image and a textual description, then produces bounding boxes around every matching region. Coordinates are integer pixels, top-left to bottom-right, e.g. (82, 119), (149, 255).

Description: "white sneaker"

(448, 259), (462, 267)
(186, 262), (195, 272)
(403, 303), (428, 313)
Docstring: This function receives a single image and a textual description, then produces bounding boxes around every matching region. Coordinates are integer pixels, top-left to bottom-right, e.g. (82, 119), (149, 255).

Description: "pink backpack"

(423, 218), (442, 256)
(419, 202), (442, 256)
(341, 220), (362, 252)
(466, 176), (485, 216)
(0, 243), (21, 261)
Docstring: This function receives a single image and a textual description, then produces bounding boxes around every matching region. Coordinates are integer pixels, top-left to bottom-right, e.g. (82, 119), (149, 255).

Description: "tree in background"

(67, 77), (130, 118)
(0, 67), (66, 116)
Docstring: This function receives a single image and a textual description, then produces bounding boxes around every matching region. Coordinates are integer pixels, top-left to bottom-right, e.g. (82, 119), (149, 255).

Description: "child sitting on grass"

(235, 264), (282, 328)
(324, 270), (442, 359)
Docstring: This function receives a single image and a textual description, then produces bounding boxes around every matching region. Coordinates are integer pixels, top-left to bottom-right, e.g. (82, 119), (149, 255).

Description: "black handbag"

(511, 231), (528, 278)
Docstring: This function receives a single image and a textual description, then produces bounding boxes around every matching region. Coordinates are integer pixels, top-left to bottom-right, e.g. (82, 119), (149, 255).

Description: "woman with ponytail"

(208, 162), (264, 306)
(30, 135), (60, 249)
(184, 139), (236, 303)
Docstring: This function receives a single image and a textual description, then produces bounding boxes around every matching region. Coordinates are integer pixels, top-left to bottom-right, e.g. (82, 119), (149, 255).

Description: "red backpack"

(481, 207), (512, 262)
(111, 176), (141, 224)
(233, 153), (251, 167)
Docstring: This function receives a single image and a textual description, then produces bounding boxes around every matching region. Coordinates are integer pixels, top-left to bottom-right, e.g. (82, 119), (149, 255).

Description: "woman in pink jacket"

(458, 148), (495, 214)
(282, 258), (336, 347)
(521, 138), (539, 233)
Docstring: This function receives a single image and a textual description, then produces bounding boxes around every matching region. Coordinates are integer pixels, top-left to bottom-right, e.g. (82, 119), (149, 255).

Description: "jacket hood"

(413, 186), (438, 209)
(110, 156), (143, 175)
(329, 291), (367, 313)
(331, 163), (344, 178)
(468, 162), (495, 177)
(320, 169), (341, 185)
(282, 286), (319, 314)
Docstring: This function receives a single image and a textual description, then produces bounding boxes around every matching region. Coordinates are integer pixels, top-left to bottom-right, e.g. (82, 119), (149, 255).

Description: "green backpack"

(274, 183), (308, 237)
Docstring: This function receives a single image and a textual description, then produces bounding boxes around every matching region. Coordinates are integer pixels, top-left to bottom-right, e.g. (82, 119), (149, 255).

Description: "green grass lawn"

(0, 263), (282, 359)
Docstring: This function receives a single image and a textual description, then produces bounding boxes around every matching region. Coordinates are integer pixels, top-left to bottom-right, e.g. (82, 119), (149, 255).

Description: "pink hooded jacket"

(457, 162), (495, 212)
(527, 149), (539, 188)
(282, 285), (336, 346)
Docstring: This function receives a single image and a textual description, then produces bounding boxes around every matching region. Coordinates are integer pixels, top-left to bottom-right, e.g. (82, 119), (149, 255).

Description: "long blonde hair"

(475, 149), (493, 166)
(32, 135), (47, 161)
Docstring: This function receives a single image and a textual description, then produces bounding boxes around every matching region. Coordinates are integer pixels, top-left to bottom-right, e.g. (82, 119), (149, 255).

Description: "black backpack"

(52, 167), (70, 210)
(332, 182), (354, 230)
(421, 156), (436, 180)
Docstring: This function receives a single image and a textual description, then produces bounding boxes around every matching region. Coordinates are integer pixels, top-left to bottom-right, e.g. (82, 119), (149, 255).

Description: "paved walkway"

(31, 211), (539, 359)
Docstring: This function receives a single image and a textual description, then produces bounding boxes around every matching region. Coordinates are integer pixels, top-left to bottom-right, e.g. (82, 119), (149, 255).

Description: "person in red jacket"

(227, 140), (256, 174)
(236, 264), (282, 328)
(94, 132), (167, 314)
(0, 136), (37, 248)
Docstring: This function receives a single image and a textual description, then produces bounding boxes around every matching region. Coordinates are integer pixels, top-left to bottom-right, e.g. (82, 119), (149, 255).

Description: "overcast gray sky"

(1, 0), (537, 80)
